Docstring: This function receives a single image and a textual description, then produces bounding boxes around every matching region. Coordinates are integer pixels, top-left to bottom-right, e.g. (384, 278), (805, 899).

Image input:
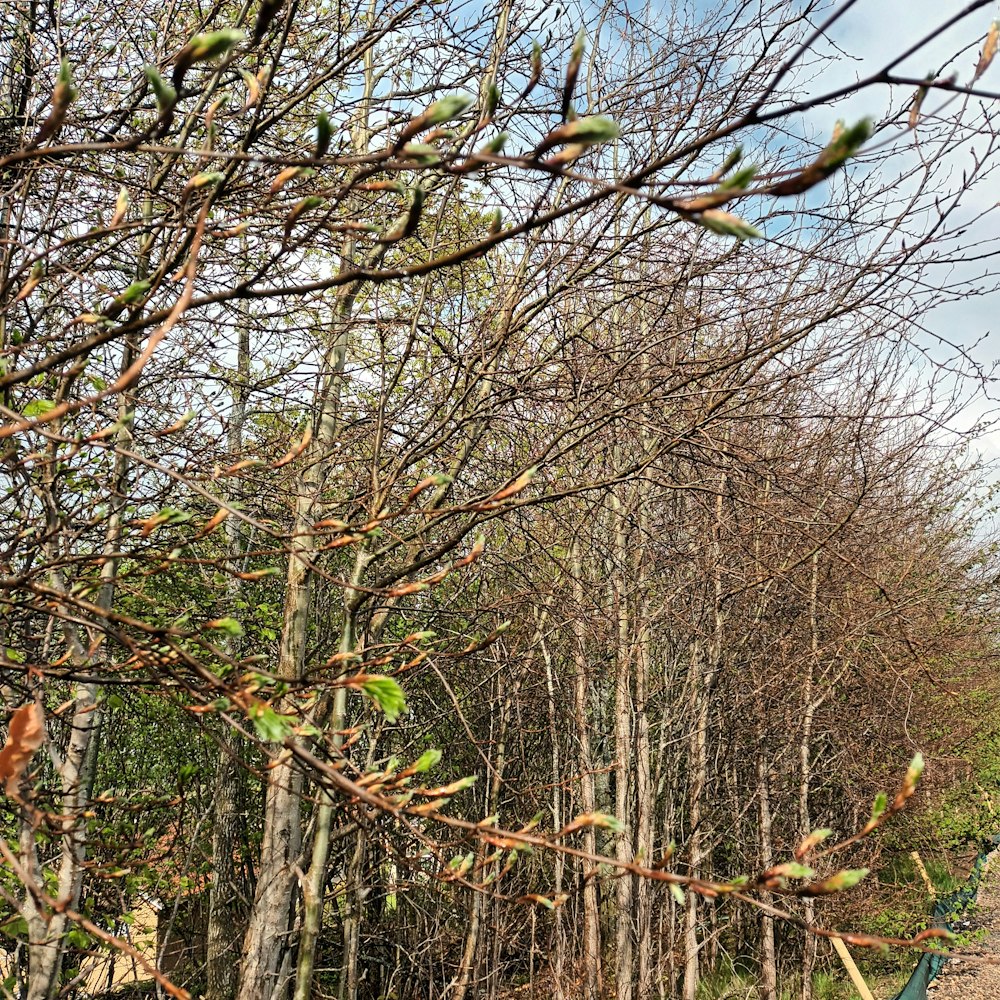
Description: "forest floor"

(928, 852), (1000, 1000)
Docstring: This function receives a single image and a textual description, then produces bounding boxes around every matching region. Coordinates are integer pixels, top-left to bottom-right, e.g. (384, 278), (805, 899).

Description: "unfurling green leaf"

(590, 812), (623, 833)
(870, 791), (888, 822)
(403, 629), (437, 643)
(114, 280), (151, 307)
(425, 94), (473, 125)
(794, 827), (833, 859)
(479, 132), (508, 155)
(381, 187), (425, 243)
(449, 852), (475, 876)
(974, 21), (999, 81)
(400, 142), (440, 165)
(186, 171), (226, 191)
(186, 29), (245, 63)
(565, 116), (620, 144)
(718, 146), (743, 175)
(530, 41), (542, 79)
(908, 73), (934, 129)
(785, 863), (815, 879)
(249, 703), (293, 742)
(411, 749), (442, 773)
(771, 117), (872, 196)
(55, 58), (76, 105)
(144, 66), (177, 110)
(422, 775), (477, 796)
(669, 882), (685, 904)
(22, 399), (56, 419)
(519, 893), (555, 909)
(719, 165), (758, 191)
(315, 111), (332, 159)
(362, 676), (407, 722)
(14, 261), (45, 302)
(550, 115), (620, 148)
(110, 186), (130, 226)
(819, 118), (873, 171)
(696, 210), (762, 241)
(32, 58), (75, 144)
(205, 616), (244, 637)
(811, 868), (870, 894)
(485, 83), (500, 117)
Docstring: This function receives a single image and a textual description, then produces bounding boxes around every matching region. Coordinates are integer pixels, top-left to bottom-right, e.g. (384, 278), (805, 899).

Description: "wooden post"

(831, 937), (877, 1000)
(910, 851), (937, 900)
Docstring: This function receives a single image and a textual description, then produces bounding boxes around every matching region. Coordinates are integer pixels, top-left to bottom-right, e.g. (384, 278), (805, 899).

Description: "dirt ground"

(928, 854), (1000, 1000)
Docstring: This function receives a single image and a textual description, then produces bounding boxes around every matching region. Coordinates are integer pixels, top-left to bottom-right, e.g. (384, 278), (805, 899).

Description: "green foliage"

(424, 94), (472, 125)
(696, 209), (762, 240)
(205, 616), (243, 637)
(249, 703), (294, 741)
(362, 676), (407, 722)
(22, 398), (55, 418)
(184, 29), (244, 63)
(144, 65), (176, 109)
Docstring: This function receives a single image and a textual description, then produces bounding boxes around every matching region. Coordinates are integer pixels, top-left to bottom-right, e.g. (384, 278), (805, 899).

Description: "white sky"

(795, 0), (1000, 459)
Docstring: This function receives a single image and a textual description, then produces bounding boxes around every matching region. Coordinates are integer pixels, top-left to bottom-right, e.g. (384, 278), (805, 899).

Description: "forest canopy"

(1, 2), (1000, 999)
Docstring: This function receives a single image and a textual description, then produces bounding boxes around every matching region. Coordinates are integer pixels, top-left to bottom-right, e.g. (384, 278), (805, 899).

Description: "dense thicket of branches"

(1, 1), (999, 999)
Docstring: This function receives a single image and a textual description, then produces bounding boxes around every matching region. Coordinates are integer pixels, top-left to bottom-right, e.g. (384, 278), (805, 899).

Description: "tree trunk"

(541, 627), (567, 999)
(238, 225), (363, 1000)
(611, 492), (635, 1000)
(634, 610), (654, 1000)
(800, 551), (820, 1000)
(207, 310), (250, 1000)
(572, 541), (602, 1000)
(683, 478), (725, 1000)
(681, 640), (707, 1000)
(758, 758), (778, 1000)
(24, 326), (138, 999)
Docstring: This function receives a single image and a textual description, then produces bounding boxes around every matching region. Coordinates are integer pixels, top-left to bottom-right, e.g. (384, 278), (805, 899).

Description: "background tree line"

(1, 1), (999, 998)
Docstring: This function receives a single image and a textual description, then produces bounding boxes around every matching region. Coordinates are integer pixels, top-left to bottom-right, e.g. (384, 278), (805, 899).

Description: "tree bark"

(572, 541), (602, 1000)
(611, 490), (636, 1000)
(800, 550), (820, 1000)
(758, 757), (778, 1000)
(207, 306), (250, 1000)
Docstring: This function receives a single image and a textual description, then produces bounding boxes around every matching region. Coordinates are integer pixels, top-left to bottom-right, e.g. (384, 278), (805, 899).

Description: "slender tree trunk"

(294, 561), (361, 1000)
(207, 312), (250, 1000)
(339, 827), (367, 1000)
(541, 628), (567, 999)
(572, 541), (602, 1000)
(25, 300), (140, 999)
(681, 639), (707, 1000)
(634, 609), (654, 1000)
(238, 188), (367, 1000)
(683, 477), (725, 1000)
(634, 457), (654, 1000)
(452, 671), (512, 1000)
(611, 492), (635, 1000)
(800, 551), (820, 1000)
(758, 757), (778, 1000)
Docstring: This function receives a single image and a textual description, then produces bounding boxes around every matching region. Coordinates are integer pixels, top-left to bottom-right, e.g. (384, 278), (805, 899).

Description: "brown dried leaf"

(270, 166), (303, 194)
(198, 507), (230, 537)
(489, 466), (537, 502)
(271, 424), (312, 469)
(0, 703), (45, 797)
(908, 83), (929, 130)
(974, 21), (999, 81)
